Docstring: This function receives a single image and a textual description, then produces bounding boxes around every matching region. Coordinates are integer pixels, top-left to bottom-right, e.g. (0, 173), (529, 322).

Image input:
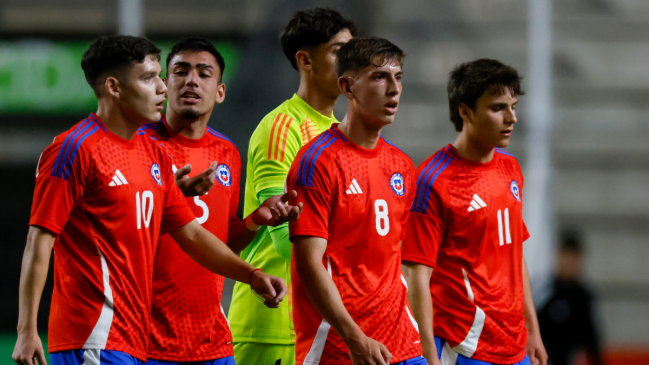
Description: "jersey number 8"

(375, 199), (390, 236)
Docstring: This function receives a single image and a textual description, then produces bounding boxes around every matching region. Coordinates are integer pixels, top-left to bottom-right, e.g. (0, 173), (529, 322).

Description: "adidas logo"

(345, 178), (363, 195)
(467, 194), (487, 211)
(109, 169), (128, 186)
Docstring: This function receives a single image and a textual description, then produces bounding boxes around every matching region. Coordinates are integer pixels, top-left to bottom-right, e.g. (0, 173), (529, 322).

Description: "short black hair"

(281, 7), (357, 71)
(559, 229), (583, 253)
(81, 35), (161, 97)
(166, 37), (226, 82)
(335, 37), (405, 77)
(447, 58), (524, 132)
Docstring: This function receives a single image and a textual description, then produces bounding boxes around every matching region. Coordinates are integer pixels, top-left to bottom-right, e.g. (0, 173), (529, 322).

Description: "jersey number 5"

(375, 199), (390, 236)
(136, 191), (154, 229)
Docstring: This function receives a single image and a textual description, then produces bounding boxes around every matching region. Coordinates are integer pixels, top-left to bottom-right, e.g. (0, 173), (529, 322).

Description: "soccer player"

(286, 37), (425, 365)
(401, 59), (548, 365)
(228, 8), (356, 365)
(12, 35), (287, 365)
(141, 37), (302, 365)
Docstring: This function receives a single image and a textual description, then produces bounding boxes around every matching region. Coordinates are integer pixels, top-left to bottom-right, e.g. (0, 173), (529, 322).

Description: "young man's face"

(463, 86), (518, 148)
(309, 28), (353, 99)
(117, 55), (167, 124)
(166, 50), (225, 120)
(346, 58), (403, 126)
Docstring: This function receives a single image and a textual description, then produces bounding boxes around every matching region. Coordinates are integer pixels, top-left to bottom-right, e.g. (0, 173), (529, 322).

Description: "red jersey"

(29, 113), (195, 360)
(287, 125), (422, 365)
(401, 145), (530, 364)
(142, 117), (240, 361)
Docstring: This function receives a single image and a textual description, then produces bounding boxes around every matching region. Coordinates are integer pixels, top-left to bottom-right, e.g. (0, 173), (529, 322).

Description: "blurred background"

(1, 0), (648, 364)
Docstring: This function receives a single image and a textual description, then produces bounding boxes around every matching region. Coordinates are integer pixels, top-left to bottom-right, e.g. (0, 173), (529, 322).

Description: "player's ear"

(338, 76), (354, 101)
(295, 50), (312, 71)
(215, 82), (226, 104)
(104, 76), (120, 98)
(458, 103), (473, 124)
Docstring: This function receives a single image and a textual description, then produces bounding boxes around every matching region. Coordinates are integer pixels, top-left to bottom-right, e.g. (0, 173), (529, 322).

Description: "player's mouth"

(181, 91), (201, 104)
(384, 100), (399, 115)
(155, 100), (165, 111)
(501, 128), (513, 137)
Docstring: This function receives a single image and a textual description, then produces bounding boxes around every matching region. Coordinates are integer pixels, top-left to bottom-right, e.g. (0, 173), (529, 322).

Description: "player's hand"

(175, 162), (217, 197)
(347, 334), (392, 365)
(526, 330), (548, 365)
(250, 270), (288, 308)
(251, 190), (303, 227)
(13, 330), (47, 365)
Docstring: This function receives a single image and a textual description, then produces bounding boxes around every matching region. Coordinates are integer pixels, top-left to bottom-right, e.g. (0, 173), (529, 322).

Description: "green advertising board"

(0, 40), (239, 115)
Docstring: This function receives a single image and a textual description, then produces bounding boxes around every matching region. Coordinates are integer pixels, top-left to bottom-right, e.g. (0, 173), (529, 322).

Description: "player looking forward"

(12, 35), (287, 365)
(286, 37), (425, 365)
(401, 59), (548, 365)
(142, 37), (302, 365)
(228, 8), (356, 365)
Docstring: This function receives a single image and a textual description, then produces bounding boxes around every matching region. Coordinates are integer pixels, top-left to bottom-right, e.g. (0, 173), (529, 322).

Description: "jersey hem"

(147, 349), (234, 362)
(469, 349), (527, 364)
(48, 343), (147, 362)
(400, 254), (435, 268)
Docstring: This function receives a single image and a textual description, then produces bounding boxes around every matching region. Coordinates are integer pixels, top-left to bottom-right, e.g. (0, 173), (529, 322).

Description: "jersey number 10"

(136, 191), (154, 229)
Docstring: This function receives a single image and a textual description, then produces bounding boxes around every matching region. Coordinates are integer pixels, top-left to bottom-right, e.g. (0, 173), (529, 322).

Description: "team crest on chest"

(216, 164), (231, 187)
(150, 163), (162, 186)
(510, 180), (521, 201)
(390, 173), (405, 196)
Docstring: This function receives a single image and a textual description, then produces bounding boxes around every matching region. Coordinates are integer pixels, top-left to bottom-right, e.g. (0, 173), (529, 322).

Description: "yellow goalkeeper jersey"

(228, 93), (338, 344)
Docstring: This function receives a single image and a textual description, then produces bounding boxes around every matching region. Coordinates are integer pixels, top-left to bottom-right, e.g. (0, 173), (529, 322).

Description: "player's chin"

(495, 137), (511, 148)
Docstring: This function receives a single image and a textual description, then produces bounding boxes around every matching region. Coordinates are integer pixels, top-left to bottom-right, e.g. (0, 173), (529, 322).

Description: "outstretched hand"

(175, 162), (217, 197)
(250, 270), (288, 308)
(251, 190), (303, 227)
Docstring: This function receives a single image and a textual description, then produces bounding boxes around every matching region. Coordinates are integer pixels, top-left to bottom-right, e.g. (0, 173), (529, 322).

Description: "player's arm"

(226, 190), (303, 254)
(402, 261), (442, 365)
(293, 235), (392, 365)
(170, 219), (287, 308)
(13, 226), (55, 365)
(523, 258), (548, 365)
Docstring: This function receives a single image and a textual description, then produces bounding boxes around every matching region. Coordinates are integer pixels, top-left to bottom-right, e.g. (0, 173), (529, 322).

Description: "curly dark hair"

(335, 37), (405, 77)
(447, 58), (524, 132)
(166, 37), (225, 82)
(81, 35), (161, 97)
(280, 7), (357, 71)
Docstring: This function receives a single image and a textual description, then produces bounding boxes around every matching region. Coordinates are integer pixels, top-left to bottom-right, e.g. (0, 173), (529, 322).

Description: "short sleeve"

(286, 148), (333, 240)
(401, 181), (446, 268)
(249, 113), (303, 193)
(399, 163), (417, 241)
(160, 155), (195, 235)
(30, 136), (87, 234)
(228, 150), (242, 225)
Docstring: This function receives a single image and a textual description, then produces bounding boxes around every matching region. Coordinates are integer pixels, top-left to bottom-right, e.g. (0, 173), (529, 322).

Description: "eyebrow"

(172, 61), (214, 70)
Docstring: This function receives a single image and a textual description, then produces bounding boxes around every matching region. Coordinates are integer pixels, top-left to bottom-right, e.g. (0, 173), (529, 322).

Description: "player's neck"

(452, 132), (495, 163)
(296, 78), (337, 118)
(165, 109), (210, 139)
(338, 112), (382, 150)
(95, 102), (140, 141)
